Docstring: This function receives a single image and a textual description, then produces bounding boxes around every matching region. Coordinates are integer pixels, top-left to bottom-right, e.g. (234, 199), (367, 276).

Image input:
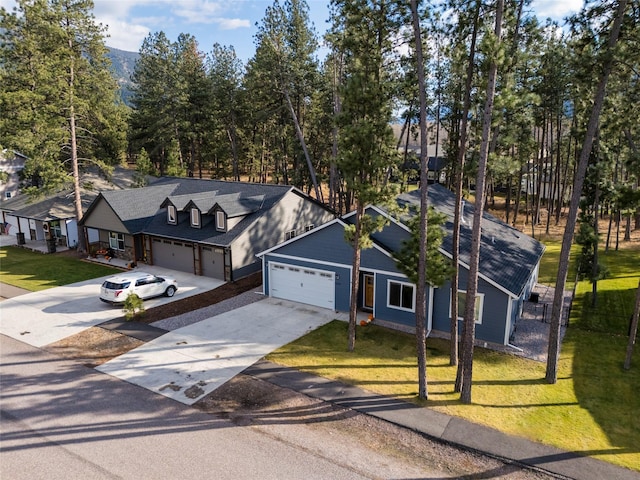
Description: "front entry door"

(363, 273), (374, 310)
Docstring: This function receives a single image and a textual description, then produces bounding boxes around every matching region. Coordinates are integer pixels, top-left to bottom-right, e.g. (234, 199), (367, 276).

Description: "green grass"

(536, 240), (580, 289)
(0, 246), (119, 290)
(572, 248), (640, 334)
(268, 242), (640, 471)
(3, 244), (638, 470)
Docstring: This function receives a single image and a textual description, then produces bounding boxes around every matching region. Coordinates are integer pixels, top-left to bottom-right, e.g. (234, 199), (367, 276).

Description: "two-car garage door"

(269, 262), (335, 310)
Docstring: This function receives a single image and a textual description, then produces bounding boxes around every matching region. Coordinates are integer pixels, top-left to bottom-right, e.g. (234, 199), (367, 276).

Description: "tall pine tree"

(329, 0), (401, 351)
(0, 0), (127, 251)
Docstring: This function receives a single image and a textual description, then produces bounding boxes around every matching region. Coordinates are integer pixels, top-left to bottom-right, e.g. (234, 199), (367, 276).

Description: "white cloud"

(102, 19), (151, 51)
(171, 0), (225, 22)
(169, 1), (250, 29)
(531, 0), (583, 22)
(214, 18), (251, 30)
(90, 0), (250, 51)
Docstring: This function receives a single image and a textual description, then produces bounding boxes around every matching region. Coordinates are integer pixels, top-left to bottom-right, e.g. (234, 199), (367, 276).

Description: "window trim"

(167, 205), (177, 225)
(451, 290), (485, 325)
(215, 210), (226, 231)
(191, 207), (201, 227)
(285, 229), (297, 241)
(387, 279), (415, 312)
(304, 224), (315, 232)
(108, 231), (125, 251)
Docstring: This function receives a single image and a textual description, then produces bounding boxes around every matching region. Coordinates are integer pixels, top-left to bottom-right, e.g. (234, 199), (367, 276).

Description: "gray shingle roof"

(90, 177), (295, 245)
(391, 184), (545, 297)
(1, 190), (97, 221)
(214, 194), (265, 217)
(98, 183), (178, 233)
(1, 166), (139, 222)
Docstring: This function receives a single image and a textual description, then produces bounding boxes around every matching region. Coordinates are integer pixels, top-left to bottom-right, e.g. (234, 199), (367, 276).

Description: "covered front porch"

(0, 233), (69, 254)
(1, 232), (134, 270)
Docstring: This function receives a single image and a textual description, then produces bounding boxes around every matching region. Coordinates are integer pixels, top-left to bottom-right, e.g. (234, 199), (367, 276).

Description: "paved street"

(0, 335), (454, 480)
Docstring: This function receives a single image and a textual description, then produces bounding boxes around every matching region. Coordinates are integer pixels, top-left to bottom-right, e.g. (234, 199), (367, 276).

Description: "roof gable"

(163, 191), (218, 212)
(259, 218), (400, 274)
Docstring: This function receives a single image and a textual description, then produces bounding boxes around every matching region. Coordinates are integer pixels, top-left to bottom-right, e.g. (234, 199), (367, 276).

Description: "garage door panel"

(270, 263), (335, 310)
(152, 238), (194, 273)
(201, 246), (225, 279)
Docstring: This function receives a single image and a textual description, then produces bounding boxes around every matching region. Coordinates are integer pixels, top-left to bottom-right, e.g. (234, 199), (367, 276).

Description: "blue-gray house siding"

(259, 218), (521, 345)
(430, 276), (511, 345)
(258, 184), (545, 347)
(261, 220), (410, 315)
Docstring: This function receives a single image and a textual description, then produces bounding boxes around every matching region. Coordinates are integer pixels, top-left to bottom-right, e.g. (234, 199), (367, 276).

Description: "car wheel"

(165, 285), (176, 297)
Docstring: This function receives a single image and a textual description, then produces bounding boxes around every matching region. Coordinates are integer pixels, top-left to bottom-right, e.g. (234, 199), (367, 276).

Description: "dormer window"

(285, 229), (297, 241)
(191, 207), (201, 228)
(167, 205), (177, 225)
(216, 210), (226, 231)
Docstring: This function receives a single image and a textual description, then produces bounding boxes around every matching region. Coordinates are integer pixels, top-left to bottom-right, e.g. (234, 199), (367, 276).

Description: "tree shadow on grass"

(571, 327), (640, 455)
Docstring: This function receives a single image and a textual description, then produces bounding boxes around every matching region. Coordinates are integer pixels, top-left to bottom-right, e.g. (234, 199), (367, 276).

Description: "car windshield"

(103, 281), (130, 289)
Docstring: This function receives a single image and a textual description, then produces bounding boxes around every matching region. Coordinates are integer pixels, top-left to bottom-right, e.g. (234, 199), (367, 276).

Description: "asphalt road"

(1, 334), (459, 480)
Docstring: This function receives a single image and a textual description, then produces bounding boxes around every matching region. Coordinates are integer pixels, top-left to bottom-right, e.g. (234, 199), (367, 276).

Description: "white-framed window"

(285, 229), (297, 241)
(4, 191), (12, 199)
(108, 232), (125, 251)
(216, 210), (226, 231)
(452, 290), (485, 324)
(305, 224), (314, 232)
(191, 207), (200, 227)
(167, 205), (177, 224)
(387, 280), (415, 312)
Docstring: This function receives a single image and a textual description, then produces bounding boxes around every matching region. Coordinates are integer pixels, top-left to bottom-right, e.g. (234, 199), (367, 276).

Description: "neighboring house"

(0, 149), (27, 202)
(258, 184), (545, 347)
(79, 177), (335, 281)
(397, 155), (447, 184)
(521, 161), (572, 205)
(2, 189), (90, 248)
(0, 166), (139, 249)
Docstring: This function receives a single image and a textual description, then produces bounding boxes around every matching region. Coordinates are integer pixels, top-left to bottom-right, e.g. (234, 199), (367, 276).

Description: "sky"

(0, 0), (584, 62)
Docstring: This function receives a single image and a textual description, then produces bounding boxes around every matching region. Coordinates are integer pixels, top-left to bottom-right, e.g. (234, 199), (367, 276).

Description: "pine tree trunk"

(348, 201), (364, 352)
(67, 48), (87, 253)
(624, 279), (640, 370)
(283, 87), (322, 202)
(411, 0), (429, 400)
(546, 0), (628, 384)
(461, 0), (503, 405)
(451, 0), (480, 370)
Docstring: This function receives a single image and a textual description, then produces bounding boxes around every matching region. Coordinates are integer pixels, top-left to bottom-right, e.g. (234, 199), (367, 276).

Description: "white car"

(100, 272), (178, 303)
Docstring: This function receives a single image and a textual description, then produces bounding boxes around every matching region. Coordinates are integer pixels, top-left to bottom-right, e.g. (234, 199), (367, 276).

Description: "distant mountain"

(106, 47), (139, 106)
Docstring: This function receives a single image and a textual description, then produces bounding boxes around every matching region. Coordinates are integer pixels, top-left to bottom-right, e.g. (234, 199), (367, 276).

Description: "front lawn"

(0, 246), (119, 291)
(268, 241), (640, 471)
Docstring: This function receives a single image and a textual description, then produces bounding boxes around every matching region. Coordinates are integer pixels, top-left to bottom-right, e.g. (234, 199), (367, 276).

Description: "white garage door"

(269, 263), (335, 310)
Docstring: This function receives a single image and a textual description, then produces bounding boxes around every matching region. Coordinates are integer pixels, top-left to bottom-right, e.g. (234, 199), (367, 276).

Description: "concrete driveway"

(96, 298), (339, 405)
(0, 265), (223, 347)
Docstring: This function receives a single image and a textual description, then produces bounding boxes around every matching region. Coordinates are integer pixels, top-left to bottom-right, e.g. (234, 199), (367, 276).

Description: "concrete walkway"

(96, 298), (338, 405)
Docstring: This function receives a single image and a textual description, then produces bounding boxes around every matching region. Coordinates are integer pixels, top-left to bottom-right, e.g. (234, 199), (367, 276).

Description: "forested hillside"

(106, 47), (139, 105)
